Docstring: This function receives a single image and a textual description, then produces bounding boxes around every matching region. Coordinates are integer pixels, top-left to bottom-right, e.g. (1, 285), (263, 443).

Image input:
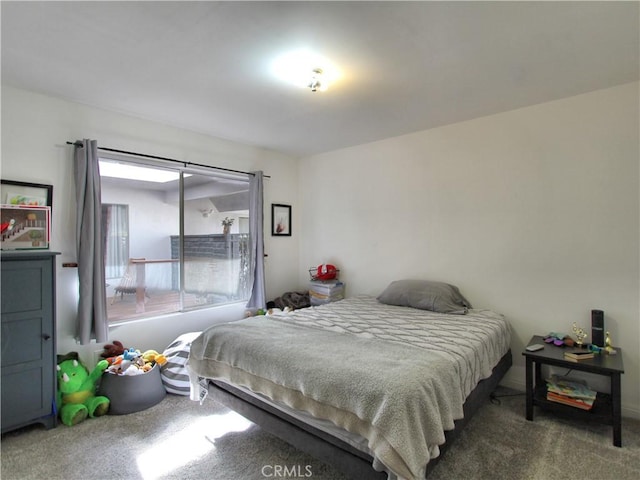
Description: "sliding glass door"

(100, 157), (250, 324)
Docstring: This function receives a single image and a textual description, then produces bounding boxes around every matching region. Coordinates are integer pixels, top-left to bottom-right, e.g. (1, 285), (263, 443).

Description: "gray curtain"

(74, 139), (108, 344)
(246, 171), (266, 309)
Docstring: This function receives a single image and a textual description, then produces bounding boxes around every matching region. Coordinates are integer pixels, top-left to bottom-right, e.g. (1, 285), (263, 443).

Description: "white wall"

(2, 82), (638, 418)
(1, 85), (300, 363)
(298, 83), (640, 418)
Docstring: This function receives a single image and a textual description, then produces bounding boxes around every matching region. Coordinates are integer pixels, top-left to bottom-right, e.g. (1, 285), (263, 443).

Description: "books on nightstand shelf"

(564, 350), (594, 361)
(546, 392), (594, 410)
(546, 374), (597, 411)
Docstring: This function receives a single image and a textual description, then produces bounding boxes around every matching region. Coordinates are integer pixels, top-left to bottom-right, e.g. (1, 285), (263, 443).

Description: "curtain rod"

(66, 141), (270, 178)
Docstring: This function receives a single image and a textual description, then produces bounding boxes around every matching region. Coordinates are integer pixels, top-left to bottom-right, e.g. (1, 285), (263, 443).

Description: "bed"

(187, 281), (512, 480)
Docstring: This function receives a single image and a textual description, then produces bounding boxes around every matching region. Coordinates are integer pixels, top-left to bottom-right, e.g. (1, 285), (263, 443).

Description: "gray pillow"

(377, 279), (472, 314)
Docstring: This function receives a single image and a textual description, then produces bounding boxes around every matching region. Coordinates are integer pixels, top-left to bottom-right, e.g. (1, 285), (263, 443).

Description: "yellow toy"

(142, 349), (168, 367)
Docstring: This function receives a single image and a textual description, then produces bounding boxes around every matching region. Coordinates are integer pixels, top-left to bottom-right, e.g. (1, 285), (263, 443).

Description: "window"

(102, 204), (129, 279)
(100, 157), (251, 324)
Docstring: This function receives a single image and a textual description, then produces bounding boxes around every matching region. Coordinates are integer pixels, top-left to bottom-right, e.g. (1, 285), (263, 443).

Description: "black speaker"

(591, 309), (604, 347)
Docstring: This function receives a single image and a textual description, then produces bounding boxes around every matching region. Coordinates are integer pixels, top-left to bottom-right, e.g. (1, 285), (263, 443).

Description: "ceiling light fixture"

(308, 68), (323, 92)
(272, 49), (340, 92)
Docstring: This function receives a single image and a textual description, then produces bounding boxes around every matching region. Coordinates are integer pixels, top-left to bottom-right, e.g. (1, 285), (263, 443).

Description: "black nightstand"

(522, 335), (625, 447)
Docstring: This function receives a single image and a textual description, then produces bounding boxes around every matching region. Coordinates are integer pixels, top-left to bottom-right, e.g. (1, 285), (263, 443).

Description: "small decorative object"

(309, 264), (339, 281)
(572, 322), (588, 347)
(1, 179), (53, 207)
(29, 228), (44, 246)
(0, 204), (50, 250)
(271, 203), (292, 236)
(221, 216), (234, 235)
(604, 331), (618, 355)
(1, 218), (15, 234)
(587, 343), (602, 354)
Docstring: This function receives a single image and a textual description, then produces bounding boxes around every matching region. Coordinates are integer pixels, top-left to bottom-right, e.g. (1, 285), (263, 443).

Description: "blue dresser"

(1, 251), (59, 433)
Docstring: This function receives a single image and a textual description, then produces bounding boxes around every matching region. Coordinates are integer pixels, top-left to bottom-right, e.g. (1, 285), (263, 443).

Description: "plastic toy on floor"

(56, 352), (110, 426)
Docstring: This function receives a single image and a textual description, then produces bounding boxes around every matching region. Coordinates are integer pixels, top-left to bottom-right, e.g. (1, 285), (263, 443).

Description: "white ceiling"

(2, 1), (638, 157)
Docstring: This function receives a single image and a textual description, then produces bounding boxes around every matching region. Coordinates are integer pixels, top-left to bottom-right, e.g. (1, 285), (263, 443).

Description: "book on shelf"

(564, 356), (592, 363)
(546, 374), (597, 401)
(564, 350), (594, 360)
(546, 391), (594, 411)
(564, 353), (594, 362)
(564, 349), (594, 358)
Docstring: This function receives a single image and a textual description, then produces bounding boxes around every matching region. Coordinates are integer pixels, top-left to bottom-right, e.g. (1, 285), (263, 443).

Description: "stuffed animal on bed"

(56, 352), (110, 426)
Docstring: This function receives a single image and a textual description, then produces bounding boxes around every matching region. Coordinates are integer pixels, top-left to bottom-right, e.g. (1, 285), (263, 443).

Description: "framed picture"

(271, 204), (291, 236)
(1, 180), (53, 208)
(1, 204), (51, 250)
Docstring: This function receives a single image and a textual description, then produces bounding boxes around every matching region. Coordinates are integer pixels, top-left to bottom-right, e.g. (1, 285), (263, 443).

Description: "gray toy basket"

(98, 363), (166, 415)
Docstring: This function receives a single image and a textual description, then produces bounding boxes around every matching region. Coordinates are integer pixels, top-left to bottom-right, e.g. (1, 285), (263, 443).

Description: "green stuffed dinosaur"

(56, 352), (110, 426)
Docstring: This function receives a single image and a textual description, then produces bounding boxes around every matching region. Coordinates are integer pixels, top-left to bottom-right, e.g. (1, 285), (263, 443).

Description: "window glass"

(102, 204), (129, 279)
(100, 158), (250, 324)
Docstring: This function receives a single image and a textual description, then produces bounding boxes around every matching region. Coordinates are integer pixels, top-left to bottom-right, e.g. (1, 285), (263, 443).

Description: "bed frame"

(207, 349), (513, 479)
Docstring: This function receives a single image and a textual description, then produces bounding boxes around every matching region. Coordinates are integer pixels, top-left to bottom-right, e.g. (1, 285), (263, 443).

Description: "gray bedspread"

(187, 295), (511, 480)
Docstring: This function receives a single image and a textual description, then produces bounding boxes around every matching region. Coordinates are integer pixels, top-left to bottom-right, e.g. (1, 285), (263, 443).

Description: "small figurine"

(0, 218), (15, 234)
(605, 331), (617, 355)
(572, 322), (588, 347)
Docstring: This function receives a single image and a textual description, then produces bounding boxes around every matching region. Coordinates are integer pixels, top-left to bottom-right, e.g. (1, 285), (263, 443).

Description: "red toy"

(1, 219), (15, 234)
(315, 264), (337, 281)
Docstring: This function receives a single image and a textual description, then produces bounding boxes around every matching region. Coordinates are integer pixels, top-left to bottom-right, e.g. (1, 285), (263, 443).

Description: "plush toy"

(56, 352), (110, 426)
(141, 349), (168, 368)
(100, 340), (126, 360)
(122, 347), (141, 361)
(104, 348), (167, 375)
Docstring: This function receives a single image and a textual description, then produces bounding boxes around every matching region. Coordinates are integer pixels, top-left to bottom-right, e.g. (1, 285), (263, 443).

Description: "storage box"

(1, 205), (50, 250)
(98, 364), (166, 415)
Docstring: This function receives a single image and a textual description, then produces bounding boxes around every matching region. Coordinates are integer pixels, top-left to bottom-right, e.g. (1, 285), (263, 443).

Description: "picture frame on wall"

(1, 204), (51, 250)
(271, 204), (291, 236)
(0, 179), (53, 208)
